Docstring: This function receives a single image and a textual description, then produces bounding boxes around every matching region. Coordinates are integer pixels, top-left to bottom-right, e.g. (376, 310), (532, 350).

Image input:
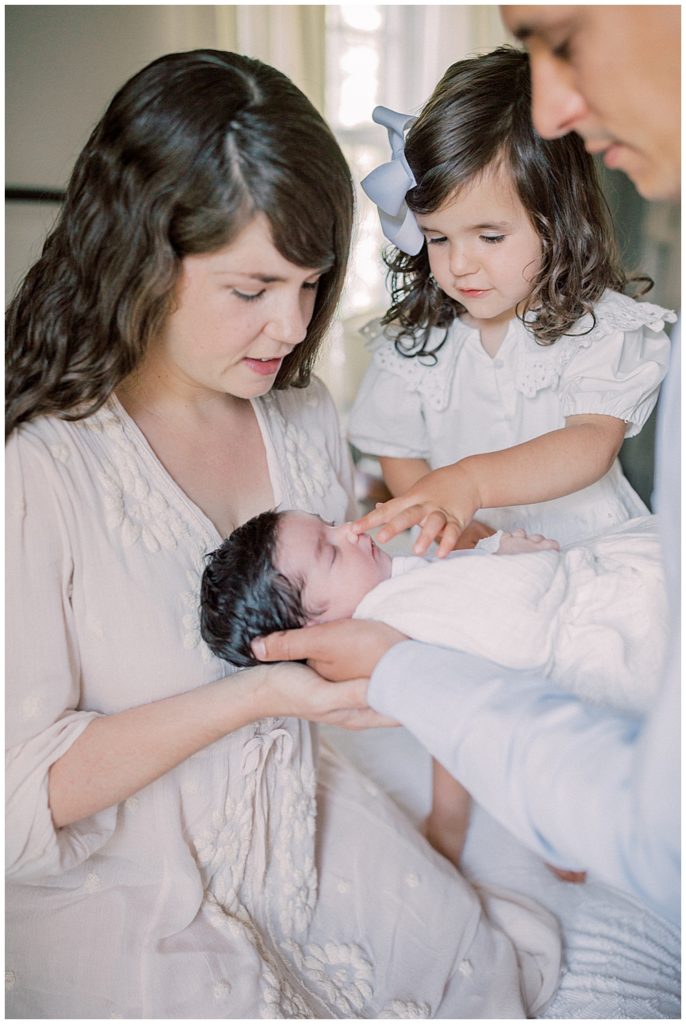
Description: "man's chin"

(608, 149), (679, 202)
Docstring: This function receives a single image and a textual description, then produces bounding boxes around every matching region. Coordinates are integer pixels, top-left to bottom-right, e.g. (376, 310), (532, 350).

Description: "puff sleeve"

(558, 298), (673, 437)
(5, 431), (117, 882)
(347, 358), (431, 459)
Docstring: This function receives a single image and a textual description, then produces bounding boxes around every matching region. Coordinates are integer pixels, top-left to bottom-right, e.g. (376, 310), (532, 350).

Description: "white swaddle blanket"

(354, 515), (666, 716)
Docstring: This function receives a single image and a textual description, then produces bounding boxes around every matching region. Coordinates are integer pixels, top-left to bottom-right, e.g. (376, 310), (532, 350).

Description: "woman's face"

(152, 213), (330, 400)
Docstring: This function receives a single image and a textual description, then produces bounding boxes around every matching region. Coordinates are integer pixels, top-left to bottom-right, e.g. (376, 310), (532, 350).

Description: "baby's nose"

(340, 522), (359, 544)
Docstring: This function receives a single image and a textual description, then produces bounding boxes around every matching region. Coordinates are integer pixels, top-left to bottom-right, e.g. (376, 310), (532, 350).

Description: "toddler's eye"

(426, 235), (448, 246)
(232, 289), (265, 302)
(302, 280), (320, 292)
(480, 235), (506, 244)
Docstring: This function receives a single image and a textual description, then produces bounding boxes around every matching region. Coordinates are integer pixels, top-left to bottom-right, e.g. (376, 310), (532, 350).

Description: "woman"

(6, 49), (560, 1017)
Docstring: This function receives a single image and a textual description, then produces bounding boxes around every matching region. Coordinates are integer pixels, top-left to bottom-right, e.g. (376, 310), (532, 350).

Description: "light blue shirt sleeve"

(368, 327), (680, 924)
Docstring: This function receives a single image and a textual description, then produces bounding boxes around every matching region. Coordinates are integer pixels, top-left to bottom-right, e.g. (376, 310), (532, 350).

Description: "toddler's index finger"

(351, 502), (388, 535)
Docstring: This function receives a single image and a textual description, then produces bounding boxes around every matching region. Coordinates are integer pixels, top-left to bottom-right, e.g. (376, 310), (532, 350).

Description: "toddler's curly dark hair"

(199, 510), (309, 667)
(384, 45), (651, 360)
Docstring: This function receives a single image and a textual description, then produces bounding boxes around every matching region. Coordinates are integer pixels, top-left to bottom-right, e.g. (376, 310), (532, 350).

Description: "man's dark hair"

(199, 509), (309, 667)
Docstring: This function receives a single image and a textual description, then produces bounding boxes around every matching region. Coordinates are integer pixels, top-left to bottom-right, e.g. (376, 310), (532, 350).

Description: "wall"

(6, 5), (233, 298)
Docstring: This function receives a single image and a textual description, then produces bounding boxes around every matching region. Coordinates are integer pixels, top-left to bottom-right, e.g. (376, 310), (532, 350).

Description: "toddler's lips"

(244, 356), (283, 376)
(459, 288), (491, 297)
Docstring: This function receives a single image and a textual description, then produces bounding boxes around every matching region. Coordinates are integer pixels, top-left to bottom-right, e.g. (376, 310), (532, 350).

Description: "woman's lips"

(243, 357), (283, 376)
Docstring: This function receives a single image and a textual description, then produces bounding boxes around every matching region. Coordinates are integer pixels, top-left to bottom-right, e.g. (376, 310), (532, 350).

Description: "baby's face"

(276, 512), (392, 623)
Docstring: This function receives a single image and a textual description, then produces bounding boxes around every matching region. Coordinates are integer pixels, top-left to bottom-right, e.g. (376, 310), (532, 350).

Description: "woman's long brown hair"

(6, 50), (354, 437)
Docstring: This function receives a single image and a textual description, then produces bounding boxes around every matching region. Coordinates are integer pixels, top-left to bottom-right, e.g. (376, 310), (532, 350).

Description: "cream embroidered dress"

(348, 290), (674, 547)
(6, 378), (560, 1019)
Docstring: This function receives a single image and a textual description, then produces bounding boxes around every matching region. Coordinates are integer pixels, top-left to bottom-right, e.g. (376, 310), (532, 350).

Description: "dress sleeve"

(5, 430), (117, 882)
(347, 359), (431, 460)
(558, 323), (671, 437)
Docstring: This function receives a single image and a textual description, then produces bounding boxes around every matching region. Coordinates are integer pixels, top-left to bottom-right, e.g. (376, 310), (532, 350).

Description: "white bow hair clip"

(361, 105), (424, 256)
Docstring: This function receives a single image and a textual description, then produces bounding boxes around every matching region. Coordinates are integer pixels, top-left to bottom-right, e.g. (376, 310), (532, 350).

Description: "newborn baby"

(201, 510), (666, 717)
(200, 510), (666, 873)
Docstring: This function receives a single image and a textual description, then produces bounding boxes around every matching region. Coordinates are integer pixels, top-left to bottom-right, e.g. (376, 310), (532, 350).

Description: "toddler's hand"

(496, 528), (560, 555)
(353, 464), (480, 557)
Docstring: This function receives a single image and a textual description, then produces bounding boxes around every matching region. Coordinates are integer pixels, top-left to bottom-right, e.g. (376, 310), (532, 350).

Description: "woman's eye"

(232, 289), (265, 302)
(481, 235), (506, 244)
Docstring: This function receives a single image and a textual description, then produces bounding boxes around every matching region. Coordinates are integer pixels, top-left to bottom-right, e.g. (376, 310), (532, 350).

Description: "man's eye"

(552, 38), (572, 60)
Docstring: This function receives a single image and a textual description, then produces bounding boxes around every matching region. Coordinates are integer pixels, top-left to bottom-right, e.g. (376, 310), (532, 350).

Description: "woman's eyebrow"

(212, 263), (333, 281)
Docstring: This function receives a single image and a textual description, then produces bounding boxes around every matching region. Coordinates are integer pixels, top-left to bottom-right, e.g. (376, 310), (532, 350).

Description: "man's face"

(501, 6), (680, 200)
(275, 512), (393, 624)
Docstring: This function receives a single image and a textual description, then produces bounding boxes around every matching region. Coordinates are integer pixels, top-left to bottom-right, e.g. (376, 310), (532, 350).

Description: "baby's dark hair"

(384, 46), (650, 358)
(200, 509), (309, 667)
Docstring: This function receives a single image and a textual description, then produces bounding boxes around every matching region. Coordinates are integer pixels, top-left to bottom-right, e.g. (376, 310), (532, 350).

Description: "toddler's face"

(276, 512), (392, 623)
(416, 164), (541, 327)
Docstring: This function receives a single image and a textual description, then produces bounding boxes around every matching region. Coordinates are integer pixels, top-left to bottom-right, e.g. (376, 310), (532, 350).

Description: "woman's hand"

(252, 619), (406, 683)
(353, 463), (481, 556)
(250, 659), (397, 730)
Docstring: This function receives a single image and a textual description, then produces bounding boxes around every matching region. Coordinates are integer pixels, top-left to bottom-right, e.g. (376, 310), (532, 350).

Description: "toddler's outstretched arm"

(379, 455), (497, 550)
(355, 413), (626, 555)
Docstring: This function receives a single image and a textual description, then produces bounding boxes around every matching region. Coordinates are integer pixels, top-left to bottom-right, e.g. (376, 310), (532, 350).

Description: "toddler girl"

(348, 46), (674, 556)
(348, 46), (674, 871)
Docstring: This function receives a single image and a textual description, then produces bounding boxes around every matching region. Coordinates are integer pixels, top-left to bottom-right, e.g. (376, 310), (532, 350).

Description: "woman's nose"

(529, 51), (589, 140)
(265, 297), (309, 347)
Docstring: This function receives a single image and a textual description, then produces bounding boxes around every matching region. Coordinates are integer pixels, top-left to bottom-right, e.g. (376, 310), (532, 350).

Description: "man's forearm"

(368, 641), (679, 922)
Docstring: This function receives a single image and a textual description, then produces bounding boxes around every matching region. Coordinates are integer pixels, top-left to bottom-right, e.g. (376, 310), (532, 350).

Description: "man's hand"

(252, 619), (406, 682)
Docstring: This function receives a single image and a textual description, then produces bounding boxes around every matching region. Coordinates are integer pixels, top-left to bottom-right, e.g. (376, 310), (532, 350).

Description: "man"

(253, 5), (680, 922)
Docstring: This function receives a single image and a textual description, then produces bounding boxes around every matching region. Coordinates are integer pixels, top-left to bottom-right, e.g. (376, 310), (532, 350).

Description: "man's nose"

(529, 51), (589, 139)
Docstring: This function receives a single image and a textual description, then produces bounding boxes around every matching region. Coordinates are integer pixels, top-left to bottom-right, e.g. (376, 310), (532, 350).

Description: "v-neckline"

(108, 393), (281, 545)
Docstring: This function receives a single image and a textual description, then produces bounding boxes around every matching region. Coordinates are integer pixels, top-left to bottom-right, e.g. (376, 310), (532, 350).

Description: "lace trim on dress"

(514, 292), (676, 399)
(260, 390), (335, 507)
(360, 319), (466, 412)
